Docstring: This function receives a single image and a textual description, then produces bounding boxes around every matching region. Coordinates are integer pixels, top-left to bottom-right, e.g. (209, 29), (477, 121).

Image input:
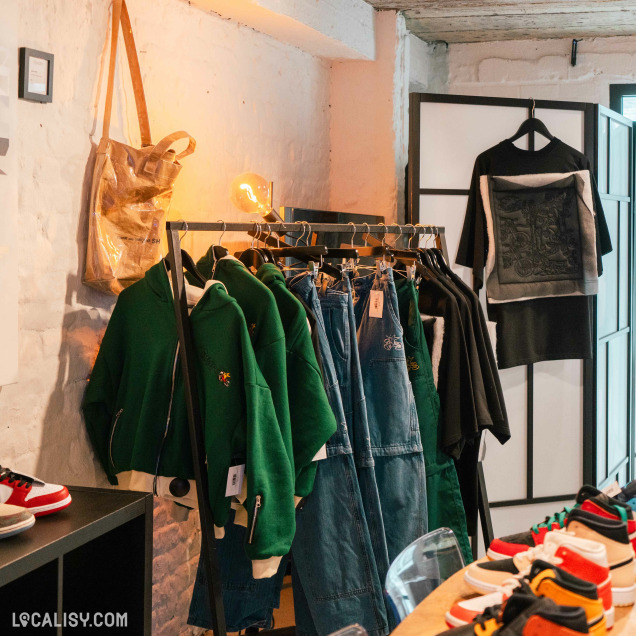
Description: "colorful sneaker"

(438, 591), (590, 635)
(566, 509), (636, 607)
(0, 466), (71, 517)
(487, 486), (635, 560)
(465, 530), (612, 617)
(447, 560), (607, 633)
(0, 503), (35, 538)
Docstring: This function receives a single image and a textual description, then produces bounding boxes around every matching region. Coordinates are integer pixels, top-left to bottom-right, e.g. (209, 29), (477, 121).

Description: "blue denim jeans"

(352, 266), (428, 563)
(287, 272), (388, 636)
(188, 512), (286, 632)
(321, 274), (391, 587)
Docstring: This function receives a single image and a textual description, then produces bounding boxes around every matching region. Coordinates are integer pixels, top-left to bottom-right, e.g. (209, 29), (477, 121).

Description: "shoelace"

(473, 604), (502, 629)
(0, 466), (33, 488)
(531, 505), (576, 534)
(513, 531), (578, 572)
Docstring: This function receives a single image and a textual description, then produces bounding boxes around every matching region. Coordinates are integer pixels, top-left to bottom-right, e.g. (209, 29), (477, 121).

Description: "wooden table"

(393, 561), (636, 635)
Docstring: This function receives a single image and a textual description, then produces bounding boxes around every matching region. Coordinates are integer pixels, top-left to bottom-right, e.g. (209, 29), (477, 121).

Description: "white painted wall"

(191, 0), (376, 60)
(4, 0), (331, 633)
(446, 35), (636, 105)
(330, 11), (409, 223)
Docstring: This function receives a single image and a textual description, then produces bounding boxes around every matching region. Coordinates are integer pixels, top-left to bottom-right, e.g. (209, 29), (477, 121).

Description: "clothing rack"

(164, 221), (493, 636)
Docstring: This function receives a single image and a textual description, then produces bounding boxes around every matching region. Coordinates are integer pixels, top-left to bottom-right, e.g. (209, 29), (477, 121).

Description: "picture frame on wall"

(18, 47), (54, 103)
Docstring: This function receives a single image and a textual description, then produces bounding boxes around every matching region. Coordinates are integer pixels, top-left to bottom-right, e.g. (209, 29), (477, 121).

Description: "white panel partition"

(419, 102), (527, 190)
(415, 95), (590, 550)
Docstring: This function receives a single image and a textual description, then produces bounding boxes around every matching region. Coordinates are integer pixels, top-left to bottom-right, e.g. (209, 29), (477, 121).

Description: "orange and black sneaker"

(438, 591), (590, 635)
(448, 560), (606, 633)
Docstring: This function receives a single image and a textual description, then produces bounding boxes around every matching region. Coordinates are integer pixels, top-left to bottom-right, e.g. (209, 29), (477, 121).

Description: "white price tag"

(369, 290), (384, 318)
(313, 444), (327, 461)
(602, 481), (622, 498)
(225, 464), (245, 497)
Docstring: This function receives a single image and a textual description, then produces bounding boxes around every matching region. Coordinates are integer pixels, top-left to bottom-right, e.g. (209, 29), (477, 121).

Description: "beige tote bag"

(84, 0), (196, 294)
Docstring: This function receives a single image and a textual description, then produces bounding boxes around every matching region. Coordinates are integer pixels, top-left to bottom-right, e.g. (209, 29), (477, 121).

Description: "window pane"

(621, 96), (636, 121)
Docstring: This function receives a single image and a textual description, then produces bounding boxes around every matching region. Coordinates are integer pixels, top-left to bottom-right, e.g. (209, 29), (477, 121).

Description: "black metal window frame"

(408, 92), (596, 509)
(610, 84), (636, 120)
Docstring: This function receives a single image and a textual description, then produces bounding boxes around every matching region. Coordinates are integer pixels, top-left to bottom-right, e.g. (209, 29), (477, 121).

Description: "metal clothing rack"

(164, 220), (493, 636)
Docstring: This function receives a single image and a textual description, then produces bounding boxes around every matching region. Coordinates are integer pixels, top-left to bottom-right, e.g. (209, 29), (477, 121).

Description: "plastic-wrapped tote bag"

(84, 0), (195, 294)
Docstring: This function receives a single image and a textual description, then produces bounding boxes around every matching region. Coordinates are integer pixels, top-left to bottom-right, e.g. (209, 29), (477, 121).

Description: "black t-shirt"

(456, 138), (612, 369)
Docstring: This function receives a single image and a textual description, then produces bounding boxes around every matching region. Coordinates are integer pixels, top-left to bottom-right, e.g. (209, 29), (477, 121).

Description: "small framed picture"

(18, 48), (54, 103)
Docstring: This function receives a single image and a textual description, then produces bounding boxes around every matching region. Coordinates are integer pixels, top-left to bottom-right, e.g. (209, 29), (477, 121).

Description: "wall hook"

(571, 39), (582, 67)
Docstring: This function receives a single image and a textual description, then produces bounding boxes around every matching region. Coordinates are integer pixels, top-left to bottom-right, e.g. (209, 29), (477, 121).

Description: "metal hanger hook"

(363, 223), (370, 247)
(414, 223), (425, 247)
(531, 97), (535, 118)
(177, 219), (189, 242)
(216, 219), (226, 245)
(391, 223), (402, 246)
(294, 221), (306, 247)
(377, 222), (387, 245)
(404, 223), (415, 249)
(348, 222), (357, 248)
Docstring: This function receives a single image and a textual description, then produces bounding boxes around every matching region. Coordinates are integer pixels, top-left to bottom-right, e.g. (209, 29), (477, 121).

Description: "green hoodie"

(82, 263), (295, 577)
(255, 263), (337, 498)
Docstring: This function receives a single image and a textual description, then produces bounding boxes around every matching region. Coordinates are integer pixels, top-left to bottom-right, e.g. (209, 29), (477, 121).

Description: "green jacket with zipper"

(195, 254), (294, 484)
(255, 263), (337, 499)
(82, 262), (295, 578)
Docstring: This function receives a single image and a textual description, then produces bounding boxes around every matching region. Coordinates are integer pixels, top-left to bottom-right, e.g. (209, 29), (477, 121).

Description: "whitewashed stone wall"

(4, 0), (331, 633)
(446, 35), (636, 105)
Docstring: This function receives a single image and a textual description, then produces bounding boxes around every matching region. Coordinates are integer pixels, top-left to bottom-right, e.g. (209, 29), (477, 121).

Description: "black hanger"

(165, 249), (207, 286)
(430, 248), (454, 277)
(238, 246), (267, 270)
(509, 99), (554, 143)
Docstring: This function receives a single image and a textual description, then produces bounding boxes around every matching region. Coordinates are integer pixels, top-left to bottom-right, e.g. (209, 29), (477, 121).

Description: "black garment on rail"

(456, 138), (612, 369)
(418, 275), (477, 459)
(419, 265), (510, 536)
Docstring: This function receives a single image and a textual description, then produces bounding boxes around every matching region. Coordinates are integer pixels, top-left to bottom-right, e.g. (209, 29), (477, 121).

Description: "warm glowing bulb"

(230, 172), (272, 215)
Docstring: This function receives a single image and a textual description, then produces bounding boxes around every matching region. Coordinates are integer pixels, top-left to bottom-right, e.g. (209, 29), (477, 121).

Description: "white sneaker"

(0, 503), (35, 538)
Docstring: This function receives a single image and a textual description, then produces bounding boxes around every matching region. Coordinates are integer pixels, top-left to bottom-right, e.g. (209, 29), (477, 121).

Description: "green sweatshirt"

(82, 263), (295, 577)
(195, 254), (294, 483)
(256, 263), (337, 498)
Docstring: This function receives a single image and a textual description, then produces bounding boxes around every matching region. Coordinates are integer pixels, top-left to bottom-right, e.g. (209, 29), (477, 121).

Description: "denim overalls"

(352, 266), (428, 563)
(287, 271), (389, 636)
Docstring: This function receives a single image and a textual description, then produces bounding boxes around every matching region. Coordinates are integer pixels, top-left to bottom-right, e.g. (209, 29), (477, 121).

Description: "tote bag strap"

(102, 0), (152, 145)
(145, 131), (197, 175)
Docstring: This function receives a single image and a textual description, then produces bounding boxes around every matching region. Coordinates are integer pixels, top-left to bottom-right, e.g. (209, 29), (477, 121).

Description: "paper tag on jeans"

(369, 290), (384, 318)
(225, 464), (245, 497)
(602, 481), (622, 498)
(312, 444), (327, 462)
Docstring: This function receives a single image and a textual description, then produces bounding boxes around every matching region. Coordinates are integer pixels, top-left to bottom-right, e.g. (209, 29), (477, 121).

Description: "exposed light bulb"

(230, 172), (282, 222)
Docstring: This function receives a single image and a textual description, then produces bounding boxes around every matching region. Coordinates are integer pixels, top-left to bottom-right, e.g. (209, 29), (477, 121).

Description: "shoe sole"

(0, 514), (35, 538)
(445, 606), (615, 631)
(464, 570), (501, 595)
(487, 548), (515, 561)
(612, 584), (636, 607)
(29, 494), (72, 517)
(444, 612), (466, 628)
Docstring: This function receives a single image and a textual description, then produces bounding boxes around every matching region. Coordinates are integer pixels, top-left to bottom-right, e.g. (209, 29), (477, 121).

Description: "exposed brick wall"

(446, 35), (636, 105)
(4, 1), (331, 634)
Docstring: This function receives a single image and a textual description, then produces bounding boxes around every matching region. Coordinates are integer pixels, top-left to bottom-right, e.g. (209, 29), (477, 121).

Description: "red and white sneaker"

(0, 466), (71, 517)
(487, 485), (636, 560)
